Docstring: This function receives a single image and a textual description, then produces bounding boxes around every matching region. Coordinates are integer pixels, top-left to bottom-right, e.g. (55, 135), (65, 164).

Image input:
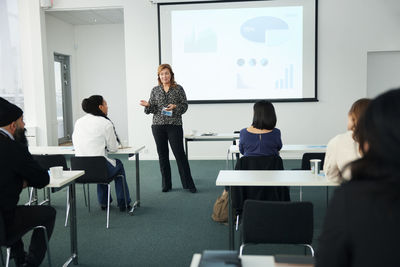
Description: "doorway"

(53, 53), (73, 144)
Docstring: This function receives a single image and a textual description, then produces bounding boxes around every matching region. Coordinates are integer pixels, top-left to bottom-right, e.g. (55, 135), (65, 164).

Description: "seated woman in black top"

(239, 100), (282, 157)
(316, 88), (400, 267)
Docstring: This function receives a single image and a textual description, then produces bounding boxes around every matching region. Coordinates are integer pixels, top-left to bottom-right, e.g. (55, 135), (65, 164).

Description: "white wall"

(124, 0), (400, 159)
(45, 15), (127, 143)
(18, 0), (400, 157)
(74, 23), (128, 142)
(18, 0), (49, 145)
(45, 14), (77, 145)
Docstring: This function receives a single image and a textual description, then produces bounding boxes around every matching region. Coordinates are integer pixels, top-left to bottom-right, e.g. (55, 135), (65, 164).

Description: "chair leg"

(28, 187), (34, 205)
(65, 187), (70, 227)
(33, 188), (38, 205)
(46, 188), (51, 205)
(5, 247), (10, 267)
(106, 184), (111, 229)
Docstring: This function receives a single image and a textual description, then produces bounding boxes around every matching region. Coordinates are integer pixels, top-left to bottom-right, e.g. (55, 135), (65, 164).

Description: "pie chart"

(240, 16), (289, 46)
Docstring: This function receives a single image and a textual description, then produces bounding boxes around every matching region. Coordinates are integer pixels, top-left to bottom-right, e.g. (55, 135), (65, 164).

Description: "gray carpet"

(16, 159), (333, 267)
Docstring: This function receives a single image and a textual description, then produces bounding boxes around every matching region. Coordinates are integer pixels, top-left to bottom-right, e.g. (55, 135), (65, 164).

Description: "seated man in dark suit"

(0, 97), (56, 267)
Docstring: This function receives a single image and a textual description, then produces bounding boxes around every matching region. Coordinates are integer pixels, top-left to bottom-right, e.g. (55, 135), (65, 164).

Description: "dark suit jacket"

(316, 179), (400, 267)
(0, 131), (49, 227)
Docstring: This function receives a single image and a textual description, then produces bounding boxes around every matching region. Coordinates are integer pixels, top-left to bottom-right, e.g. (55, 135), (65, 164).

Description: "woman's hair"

(157, 64), (177, 87)
(351, 88), (400, 182)
(348, 98), (371, 131)
(81, 95), (120, 144)
(251, 100), (277, 130)
(82, 95), (104, 116)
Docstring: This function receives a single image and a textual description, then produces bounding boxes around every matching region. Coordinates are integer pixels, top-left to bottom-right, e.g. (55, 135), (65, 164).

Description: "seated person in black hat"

(0, 97), (56, 267)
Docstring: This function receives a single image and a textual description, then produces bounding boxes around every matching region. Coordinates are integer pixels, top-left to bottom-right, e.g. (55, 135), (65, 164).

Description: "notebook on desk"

(199, 250), (242, 267)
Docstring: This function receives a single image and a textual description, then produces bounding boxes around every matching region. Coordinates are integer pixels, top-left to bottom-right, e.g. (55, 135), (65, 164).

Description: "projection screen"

(158, 0), (317, 103)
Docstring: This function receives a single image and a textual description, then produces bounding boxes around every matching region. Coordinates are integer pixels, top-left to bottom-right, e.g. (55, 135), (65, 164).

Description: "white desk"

(216, 170), (339, 250)
(46, 170), (84, 266)
(190, 254), (314, 267)
(29, 146), (145, 212)
(227, 145), (327, 168)
(184, 133), (239, 158)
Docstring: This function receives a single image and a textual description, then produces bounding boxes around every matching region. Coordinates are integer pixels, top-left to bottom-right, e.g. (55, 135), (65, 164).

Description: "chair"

(0, 210), (52, 267)
(232, 155), (290, 229)
(70, 156), (128, 229)
(232, 155), (290, 213)
(239, 200), (314, 257)
(300, 153), (326, 171)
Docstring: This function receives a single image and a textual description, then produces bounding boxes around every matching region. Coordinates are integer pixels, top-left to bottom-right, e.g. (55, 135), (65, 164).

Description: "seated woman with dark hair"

(72, 95), (132, 211)
(316, 88), (400, 267)
(239, 100), (282, 157)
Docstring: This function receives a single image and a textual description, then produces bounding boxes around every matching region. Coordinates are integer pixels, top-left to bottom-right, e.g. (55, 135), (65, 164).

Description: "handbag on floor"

(212, 190), (229, 223)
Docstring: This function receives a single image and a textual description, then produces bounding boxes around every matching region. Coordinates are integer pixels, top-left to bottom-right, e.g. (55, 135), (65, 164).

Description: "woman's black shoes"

(162, 187), (171, 192)
(189, 187), (197, 193)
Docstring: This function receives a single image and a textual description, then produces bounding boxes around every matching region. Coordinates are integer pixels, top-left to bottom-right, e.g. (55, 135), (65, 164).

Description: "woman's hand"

(165, 104), (176, 111)
(140, 100), (150, 107)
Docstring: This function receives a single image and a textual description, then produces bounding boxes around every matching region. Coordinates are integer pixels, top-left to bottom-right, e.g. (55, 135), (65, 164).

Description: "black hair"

(82, 95), (104, 116)
(81, 95), (120, 144)
(251, 100), (277, 130)
(351, 88), (400, 183)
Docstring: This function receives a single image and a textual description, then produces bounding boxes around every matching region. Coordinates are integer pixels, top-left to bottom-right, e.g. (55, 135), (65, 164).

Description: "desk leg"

(299, 186), (303, 202)
(135, 153), (140, 207)
(185, 138), (188, 159)
(228, 186), (234, 250)
(130, 153), (141, 214)
(65, 183), (78, 266)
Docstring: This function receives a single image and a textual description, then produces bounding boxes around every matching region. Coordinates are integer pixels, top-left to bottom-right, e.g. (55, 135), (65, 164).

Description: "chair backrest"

(301, 153), (326, 171)
(235, 155), (284, 171)
(232, 156), (290, 214)
(242, 200), (313, 245)
(70, 156), (110, 184)
(32, 154), (68, 170)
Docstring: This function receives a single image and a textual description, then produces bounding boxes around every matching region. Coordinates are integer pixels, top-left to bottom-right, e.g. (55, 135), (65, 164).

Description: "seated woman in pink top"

(239, 100), (282, 157)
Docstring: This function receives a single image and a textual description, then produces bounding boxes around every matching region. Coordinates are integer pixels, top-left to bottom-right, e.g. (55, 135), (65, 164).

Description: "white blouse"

(323, 131), (360, 183)
(72, 114), (118, 166)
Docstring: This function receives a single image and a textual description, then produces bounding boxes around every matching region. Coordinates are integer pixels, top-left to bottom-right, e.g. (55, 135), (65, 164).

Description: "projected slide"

(160, 0), (316, 102)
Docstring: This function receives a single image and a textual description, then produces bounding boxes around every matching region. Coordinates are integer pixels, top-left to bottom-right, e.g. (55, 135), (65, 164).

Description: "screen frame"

(157, 0), (318, 104)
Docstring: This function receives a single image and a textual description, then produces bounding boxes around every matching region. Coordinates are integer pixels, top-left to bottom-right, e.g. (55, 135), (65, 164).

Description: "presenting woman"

(140, 64), (197, 193)
(72, 95), (132, 211)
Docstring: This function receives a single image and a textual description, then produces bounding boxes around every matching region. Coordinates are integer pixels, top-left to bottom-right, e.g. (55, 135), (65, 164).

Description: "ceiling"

(46, 8), (124, 25)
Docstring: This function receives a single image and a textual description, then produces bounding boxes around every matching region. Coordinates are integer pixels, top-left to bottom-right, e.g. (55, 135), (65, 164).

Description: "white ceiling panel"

(46, 8), (124, 25)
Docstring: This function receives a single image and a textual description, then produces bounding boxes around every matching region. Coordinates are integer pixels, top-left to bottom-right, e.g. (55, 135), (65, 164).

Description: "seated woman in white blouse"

(72, 95), (131, 211)
(323, 98), (370, 183)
